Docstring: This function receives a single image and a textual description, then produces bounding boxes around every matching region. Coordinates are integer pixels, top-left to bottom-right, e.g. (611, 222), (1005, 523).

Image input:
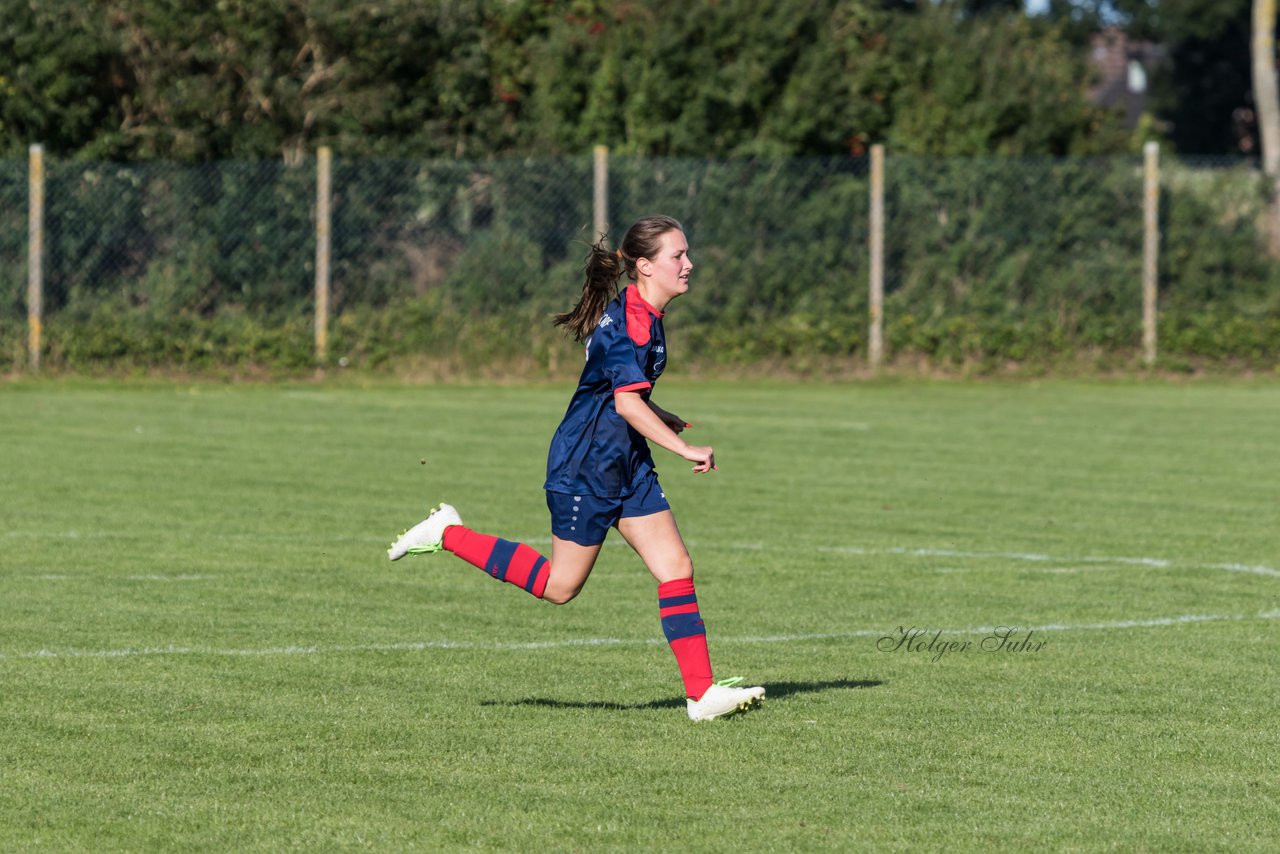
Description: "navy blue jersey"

(545, 285), (668, 497)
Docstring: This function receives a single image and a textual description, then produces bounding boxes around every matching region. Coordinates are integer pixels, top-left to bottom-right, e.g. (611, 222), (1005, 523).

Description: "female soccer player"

(387, 215), (764, 722)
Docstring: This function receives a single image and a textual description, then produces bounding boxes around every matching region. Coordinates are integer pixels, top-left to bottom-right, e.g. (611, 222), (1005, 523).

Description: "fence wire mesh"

(2, 153), (1275, 372)
(39, 160), (315, 317)
(1, 159), (27, 326)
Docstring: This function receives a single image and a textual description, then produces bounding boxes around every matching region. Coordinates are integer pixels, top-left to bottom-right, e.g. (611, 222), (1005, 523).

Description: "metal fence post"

(27, 144), (45, 373)
(1142, 141), (1159, 367)
(869, 144), (885, 370)
(315, 146), (332, 364)
(593, 144), (609, 243)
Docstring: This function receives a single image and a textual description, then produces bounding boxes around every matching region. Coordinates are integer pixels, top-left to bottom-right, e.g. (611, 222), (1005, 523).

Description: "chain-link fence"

(3, 152), (1276, 373)
(0, 158), (29, 368)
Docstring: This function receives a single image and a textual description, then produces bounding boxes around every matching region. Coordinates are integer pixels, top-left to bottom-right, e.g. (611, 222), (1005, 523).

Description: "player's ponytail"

(555, 215), (685, 342)
(555, 235), (623, 342)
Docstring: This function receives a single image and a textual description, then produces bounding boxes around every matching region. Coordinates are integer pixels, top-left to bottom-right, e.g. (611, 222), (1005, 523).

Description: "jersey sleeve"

(597, 317), (651, 395)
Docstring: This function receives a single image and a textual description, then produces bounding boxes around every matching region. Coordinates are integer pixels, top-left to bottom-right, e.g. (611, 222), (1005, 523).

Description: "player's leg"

(616, 507), (694, 583)
(387, 498), (605, 604)
(617, 508), (710, 694)
(440, 525), (600, 604)
(539, 536), (602, 605)
(615, 482), (764, 719)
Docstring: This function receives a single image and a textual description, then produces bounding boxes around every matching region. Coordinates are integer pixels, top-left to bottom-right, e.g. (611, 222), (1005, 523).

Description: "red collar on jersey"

(624, 284), (662, 346)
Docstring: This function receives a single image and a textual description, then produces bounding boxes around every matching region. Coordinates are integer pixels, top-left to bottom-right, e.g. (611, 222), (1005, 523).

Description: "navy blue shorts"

(546, 471), (671, 546)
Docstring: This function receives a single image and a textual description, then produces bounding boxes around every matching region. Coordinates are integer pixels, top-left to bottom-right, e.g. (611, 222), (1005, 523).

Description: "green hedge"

(7, 298), (1277, 377)
(3, 155), (1278, 376)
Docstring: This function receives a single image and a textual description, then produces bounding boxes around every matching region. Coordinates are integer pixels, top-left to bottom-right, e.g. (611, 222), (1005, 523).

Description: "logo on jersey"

(598, 315), (613, 327)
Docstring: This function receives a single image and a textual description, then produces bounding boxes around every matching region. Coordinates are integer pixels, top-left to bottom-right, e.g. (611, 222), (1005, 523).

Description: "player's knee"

(542, 581), (583, 605)
(661, 554), (694, 582)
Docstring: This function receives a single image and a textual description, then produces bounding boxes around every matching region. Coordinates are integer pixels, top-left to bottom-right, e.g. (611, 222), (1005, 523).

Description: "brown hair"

(554, 215), (685, 342)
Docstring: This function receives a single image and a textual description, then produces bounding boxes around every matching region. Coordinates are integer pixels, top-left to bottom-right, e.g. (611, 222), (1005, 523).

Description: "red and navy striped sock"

(658, 577), (714, 700)
(442, 526), (550, 599)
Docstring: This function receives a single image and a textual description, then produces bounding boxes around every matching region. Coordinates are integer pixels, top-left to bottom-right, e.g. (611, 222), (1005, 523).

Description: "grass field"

(1, 378), (1277, 852)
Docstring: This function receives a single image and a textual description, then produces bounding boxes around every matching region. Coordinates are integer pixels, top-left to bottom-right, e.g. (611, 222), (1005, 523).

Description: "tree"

(1252, 0), (1280, 252)
(1254, 0), (1280, 174)
(883, 3), (1129, 155)
(2, 0), (545, 161)
(3, 0), (1133, 161)
(1102, 0), (1254, 154)
(520, 0), (1126, 157)
(520, 0), (896, 156)
(0, 0), (122, 158)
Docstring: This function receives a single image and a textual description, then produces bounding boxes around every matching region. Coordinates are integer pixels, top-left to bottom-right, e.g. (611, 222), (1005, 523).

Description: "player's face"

(641, 230), (693, 307)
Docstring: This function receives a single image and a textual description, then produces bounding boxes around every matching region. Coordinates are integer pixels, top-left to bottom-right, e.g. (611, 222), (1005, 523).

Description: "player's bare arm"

(616, 391), (716, 473)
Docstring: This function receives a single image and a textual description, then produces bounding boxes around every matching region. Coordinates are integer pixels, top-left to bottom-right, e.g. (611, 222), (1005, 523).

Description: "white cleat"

(387, 503), (463, 560)
(686, 678), (766, 722)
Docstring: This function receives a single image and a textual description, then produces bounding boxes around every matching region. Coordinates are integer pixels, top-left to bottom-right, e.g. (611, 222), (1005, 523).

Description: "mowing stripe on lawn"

(812, 545), (1280, 578)
(13, 543), (1278, 582)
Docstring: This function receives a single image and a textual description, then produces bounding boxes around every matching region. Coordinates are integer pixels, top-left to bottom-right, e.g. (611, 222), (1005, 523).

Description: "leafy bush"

(2, 154), (1278, 376)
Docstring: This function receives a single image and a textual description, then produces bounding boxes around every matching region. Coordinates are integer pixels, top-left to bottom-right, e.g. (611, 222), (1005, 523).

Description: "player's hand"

(650, 403), (690, 435)
(661, 412), (691, 434)
(681, 444), (717, 473)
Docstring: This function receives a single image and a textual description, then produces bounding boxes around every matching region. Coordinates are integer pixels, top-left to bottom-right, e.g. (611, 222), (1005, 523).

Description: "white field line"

(3, 610), (1278, 663)
(1205, 562), (1280, 578)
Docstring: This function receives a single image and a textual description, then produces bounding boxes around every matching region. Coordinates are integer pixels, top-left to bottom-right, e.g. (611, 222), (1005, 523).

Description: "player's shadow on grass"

(480, 679), (882, 712)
